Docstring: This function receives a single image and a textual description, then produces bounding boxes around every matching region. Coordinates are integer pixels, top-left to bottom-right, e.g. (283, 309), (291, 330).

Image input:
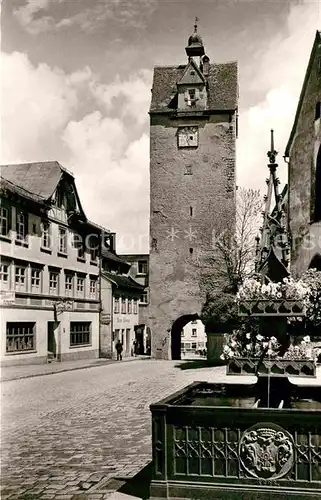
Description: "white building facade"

(0, 162), (109, 365)
(181, 319), (206, 354)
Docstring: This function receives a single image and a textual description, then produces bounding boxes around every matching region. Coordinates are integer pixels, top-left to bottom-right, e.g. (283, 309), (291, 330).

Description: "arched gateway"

(171, 314), (199, 360)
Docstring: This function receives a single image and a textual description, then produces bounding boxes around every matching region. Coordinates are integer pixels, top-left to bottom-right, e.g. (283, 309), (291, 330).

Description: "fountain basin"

(150, 380), (321, 499)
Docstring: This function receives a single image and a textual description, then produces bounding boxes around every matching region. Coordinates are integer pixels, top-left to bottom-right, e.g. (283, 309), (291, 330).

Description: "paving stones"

(1, 360), (231, 499)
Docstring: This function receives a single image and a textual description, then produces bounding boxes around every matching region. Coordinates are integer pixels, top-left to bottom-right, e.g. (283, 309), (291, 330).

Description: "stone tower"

(149, 22), (238, 359)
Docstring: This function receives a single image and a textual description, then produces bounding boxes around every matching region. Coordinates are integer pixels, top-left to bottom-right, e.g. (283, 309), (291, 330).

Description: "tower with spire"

(255, 130), (290, 282)
(149, 21), (238, 360)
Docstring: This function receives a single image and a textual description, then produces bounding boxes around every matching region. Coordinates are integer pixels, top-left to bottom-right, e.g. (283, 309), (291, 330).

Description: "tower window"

(188, 89), (196, 106)
(185, 165), (193, 175)
(189, 248), (193, 254)
(315, 102), (321, 120)
(190, 207), (193, 216)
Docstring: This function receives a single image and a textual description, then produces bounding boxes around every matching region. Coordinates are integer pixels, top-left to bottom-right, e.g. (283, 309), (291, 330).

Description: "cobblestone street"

(1, 359), (237, 500)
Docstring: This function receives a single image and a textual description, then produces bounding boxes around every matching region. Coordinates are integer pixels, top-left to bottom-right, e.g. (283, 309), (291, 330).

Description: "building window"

(192, 342), (197, 350)
(76, 277), (85, 298)
(185, 165), (193, 175)
(0, 262), (9, 288)
(58, 227), (67, 254)
(31, 268), (41, 293)
(89, 278), (97, 298)
(90, 247), (98, 264)
(89, 236), (99, 264)
(114, 329), (120, 341)
(181, 329), (184, 337)
(41, 222), (51, 249)
(187, 88), (196, 106)
(127, 299), (132, 314)
(15, 266), (26, 292)
(191, 320), (197, 324)
(16, 211), (27, 241)
(315, 102), (321, 121)
(121, 297), (127, 314)
(75, 235), (85, 261)
(138, 260), (148, 275)
(6, 322), (35, 352)
(114, 297), (120, 314)
(140, 291), (148, 304)
(65, 274), (73, 296)
(0, 207), (10, 237)
(49, 271), (59, 295)
(192, 328), (197, 337)
(133, 299), (138, 314)
(70, 322), (91, 346)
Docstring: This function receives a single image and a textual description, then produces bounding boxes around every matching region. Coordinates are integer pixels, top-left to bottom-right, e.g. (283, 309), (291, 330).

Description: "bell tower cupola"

(185, 17), (205, 60)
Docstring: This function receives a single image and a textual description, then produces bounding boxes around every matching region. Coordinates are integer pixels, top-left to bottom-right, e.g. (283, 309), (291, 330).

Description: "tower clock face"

(178, 126), (198, 148)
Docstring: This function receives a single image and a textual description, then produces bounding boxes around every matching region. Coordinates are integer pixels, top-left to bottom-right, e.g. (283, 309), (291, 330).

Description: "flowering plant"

(221, 327), (315, 361)
(236, 276), (310, 302)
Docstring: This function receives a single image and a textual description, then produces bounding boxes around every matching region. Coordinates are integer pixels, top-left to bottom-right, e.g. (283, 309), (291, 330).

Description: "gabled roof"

(1, 161), (69, 200)
(177, 58), (205, 86)
(285, 30), (321, 156)
(102, 271), (144, 292)
(150, 61), (238, 113)
(0, 176), (50, 204)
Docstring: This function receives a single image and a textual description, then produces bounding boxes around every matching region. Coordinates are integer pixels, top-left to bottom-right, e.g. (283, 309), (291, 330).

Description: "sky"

(1, 0), (320, 253)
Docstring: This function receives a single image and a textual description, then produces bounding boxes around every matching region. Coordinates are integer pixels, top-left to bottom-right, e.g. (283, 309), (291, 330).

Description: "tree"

(211, 187), (264, 292)
(200, 188), (264, 331)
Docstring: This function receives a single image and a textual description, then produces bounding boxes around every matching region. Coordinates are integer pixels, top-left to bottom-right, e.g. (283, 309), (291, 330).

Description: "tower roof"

(185, 18), (205, 58)
(150, 62), (238, 113)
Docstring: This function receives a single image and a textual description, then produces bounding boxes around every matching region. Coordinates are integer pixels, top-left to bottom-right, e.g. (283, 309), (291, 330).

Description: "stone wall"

(149, 113), (236, 359)
(288, 41), (321, 277)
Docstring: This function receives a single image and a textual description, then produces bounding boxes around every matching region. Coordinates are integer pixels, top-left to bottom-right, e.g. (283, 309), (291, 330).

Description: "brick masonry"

(288, 33), (321, 276)
(149, 112), (237, 359)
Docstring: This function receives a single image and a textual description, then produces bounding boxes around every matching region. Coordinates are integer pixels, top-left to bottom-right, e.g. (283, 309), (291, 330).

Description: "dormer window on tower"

(187, 89), (196, 106)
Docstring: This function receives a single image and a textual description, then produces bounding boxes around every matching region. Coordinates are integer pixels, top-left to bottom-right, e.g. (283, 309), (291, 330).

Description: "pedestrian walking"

(115, 340), (123, 361)
(133, 340), (137, 357)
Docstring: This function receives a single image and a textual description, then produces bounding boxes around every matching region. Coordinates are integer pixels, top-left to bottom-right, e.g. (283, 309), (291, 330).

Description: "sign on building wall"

(0, 291), (15, 305)
(101, 313), (111, 325)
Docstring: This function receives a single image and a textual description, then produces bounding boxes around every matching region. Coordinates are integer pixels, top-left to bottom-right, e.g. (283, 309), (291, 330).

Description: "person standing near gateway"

(115, 340), (123, 361)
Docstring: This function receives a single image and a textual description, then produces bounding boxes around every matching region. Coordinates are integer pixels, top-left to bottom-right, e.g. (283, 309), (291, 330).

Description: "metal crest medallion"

(239, 423), (294, 479)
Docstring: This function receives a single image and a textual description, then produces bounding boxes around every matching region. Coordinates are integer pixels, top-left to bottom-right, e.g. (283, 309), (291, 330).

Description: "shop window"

(6, 322), (35, 352)
(70, 322), (91, 346)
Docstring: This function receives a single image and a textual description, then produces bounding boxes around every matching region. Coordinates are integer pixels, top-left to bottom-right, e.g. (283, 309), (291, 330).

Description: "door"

(126, 328), (131, 356)
(47, 321), (59, 359)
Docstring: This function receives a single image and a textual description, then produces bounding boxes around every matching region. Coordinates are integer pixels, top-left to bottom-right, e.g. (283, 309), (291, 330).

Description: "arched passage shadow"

(309, 253), (321, 271)
(171, 313), (199, 360)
